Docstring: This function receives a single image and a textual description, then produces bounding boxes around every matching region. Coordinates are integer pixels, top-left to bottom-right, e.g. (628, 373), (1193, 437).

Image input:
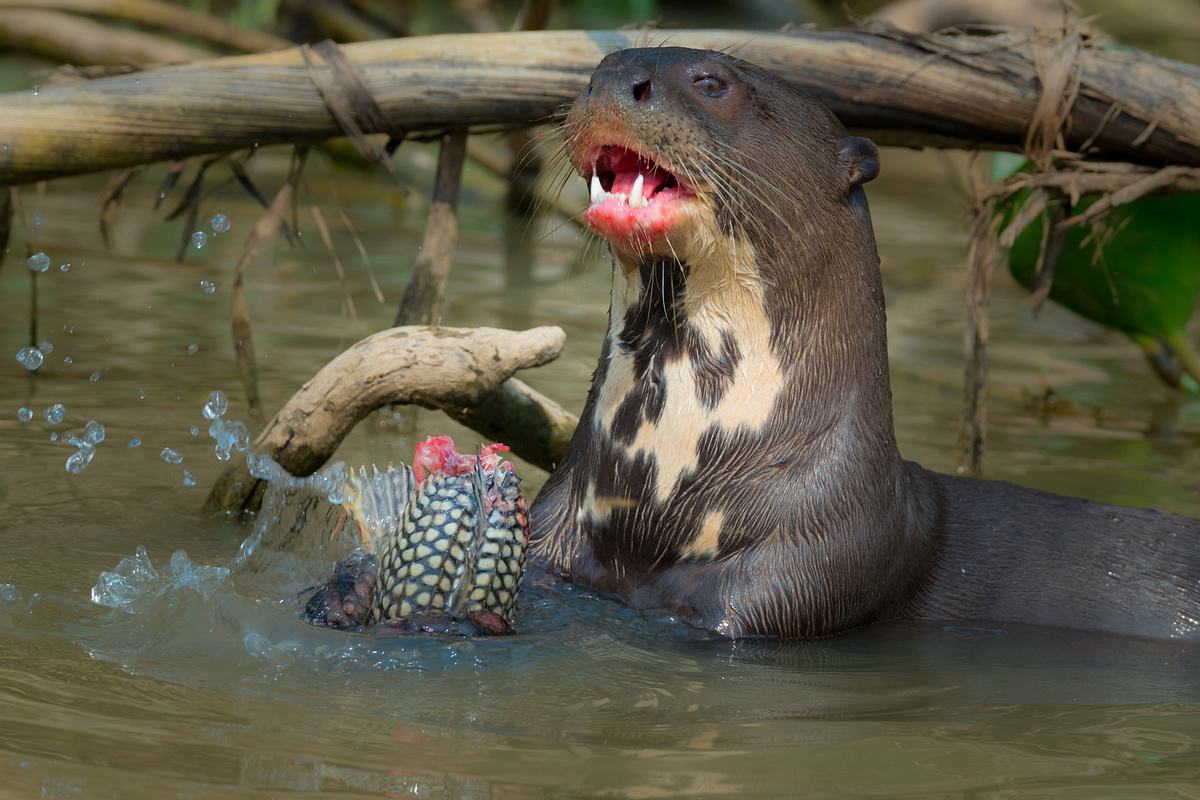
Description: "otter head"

(566, 46), (879, 270)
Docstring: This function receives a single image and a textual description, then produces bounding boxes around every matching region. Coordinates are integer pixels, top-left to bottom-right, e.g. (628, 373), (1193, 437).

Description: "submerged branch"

(394, 129), (468, 326)
(203, 325), (568, 515)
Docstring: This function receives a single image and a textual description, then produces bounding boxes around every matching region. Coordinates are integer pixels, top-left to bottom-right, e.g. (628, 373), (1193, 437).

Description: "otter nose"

(590, 62), (658, 109)
(628, 70), (653, 103)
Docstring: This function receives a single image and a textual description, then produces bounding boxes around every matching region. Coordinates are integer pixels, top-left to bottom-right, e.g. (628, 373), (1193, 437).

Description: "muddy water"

(2, 143), (1199, 798)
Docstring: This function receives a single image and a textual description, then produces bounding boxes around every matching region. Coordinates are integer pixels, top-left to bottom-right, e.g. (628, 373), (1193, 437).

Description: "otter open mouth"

(582, 145), (696, 243)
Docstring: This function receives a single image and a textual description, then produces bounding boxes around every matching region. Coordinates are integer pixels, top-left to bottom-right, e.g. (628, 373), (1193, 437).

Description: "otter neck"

(591, 235), (905, 509)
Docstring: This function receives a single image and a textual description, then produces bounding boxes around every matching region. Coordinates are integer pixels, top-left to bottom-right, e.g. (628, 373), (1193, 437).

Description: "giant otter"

(527, 46), (1200, 640)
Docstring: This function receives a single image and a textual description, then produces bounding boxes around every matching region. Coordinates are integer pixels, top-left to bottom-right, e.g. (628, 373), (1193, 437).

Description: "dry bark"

(0, 0), (290, 53)
(204, 325), (568, 514)
(449, 378), (578, 473)
(1, 27), (1197, 185)
(0, 9), (213, 66)
(394, 130), (468, 326)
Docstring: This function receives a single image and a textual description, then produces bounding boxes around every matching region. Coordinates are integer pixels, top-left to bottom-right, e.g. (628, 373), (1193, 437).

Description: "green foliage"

(564, 0), (659, 28)
(1005, 191), (1200, 340)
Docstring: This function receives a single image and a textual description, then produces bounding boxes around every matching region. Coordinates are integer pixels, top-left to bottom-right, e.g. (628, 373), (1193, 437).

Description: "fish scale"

(340, 459), (528, 624)
(373, 473), (479, 621)
(466, 468), (528, 619)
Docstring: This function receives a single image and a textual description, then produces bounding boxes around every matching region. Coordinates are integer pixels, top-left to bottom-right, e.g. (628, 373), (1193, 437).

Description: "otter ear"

(839, 136), (879, 189)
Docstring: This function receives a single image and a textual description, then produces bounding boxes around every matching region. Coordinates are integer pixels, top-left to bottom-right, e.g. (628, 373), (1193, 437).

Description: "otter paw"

(302, 553), (378, 628)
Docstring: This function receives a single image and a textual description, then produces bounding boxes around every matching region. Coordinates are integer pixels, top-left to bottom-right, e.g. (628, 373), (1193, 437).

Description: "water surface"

(2, 143), (1199, 798)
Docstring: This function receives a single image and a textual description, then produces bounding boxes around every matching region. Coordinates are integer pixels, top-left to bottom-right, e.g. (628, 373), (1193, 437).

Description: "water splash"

(37, 341), (53, 355)
(65, 446), (93, 475)
(128, 437), (141, 449)
(43, 403), (65, 424)
(182, 470), (197, 487)
(88, 371), (101, 383)
(16, 407), (32, 423)
(63, 421), (104, 474)
(91, 546), (229, 614)
(191, 230), (208, 250)
(84, 420), (105, 444)
(202, 390), (228, 420)
(202, 391), (252, 462)
(211, 213), (231, 234)
(161, 447), (183, 465)
(25, 252), (50, 272)
(186, 344), (199, 356)
(15, 347), (44, 371)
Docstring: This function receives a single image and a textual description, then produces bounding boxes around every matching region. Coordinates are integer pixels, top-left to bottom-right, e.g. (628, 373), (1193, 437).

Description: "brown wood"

(0, 0), (289, 53)
(394, 129), (468, 326)
(0, 28), (1196, 185)
(450, 378), (578, 472)
(203, 324), (568, 514)
(0, 9), (213, 66)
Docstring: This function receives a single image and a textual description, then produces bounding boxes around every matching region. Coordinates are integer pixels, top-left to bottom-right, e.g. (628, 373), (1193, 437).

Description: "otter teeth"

(588, 173), (651, 209)
(629, 174), (646, 208)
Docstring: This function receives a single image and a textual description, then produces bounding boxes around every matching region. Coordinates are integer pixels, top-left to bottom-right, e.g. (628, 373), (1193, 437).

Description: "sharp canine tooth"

(630, 174), (645, 207)
(590, 174), (602, 203)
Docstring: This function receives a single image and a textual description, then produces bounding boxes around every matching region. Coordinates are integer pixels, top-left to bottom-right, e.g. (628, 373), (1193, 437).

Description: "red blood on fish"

(412, 435), (511, 482)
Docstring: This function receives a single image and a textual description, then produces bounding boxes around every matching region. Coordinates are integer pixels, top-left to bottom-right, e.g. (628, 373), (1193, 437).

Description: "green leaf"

(1004, 190), (1200, 339)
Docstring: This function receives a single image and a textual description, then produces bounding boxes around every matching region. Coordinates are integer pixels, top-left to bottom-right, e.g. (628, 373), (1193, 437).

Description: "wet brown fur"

(530, 47), (1200, 641)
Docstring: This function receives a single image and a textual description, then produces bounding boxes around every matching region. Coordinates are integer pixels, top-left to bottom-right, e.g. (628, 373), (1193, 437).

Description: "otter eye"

(693, 74), (728, 97)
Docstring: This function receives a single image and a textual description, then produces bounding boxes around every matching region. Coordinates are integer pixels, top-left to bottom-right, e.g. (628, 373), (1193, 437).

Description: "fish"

(303, 436), (528, 636)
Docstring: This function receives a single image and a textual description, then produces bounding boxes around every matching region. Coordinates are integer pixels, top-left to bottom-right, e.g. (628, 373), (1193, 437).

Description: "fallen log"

(0, 9), (213, 66)
(0, 0), (290, 53)
(203, 324), (569, 515)
(1, 27), (1197, 185)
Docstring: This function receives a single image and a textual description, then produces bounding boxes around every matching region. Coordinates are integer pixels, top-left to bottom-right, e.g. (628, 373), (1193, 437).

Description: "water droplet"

(137, 388), (145, 400)
(31, 214), (41, 227)
(59, 263), (70, 273)
(30, 85), (39, 96)
(43, 403), (64, 424)
(199, 279), (216, 295)
(37, 341), (53, 355)
(182, 470), (197, 487)
(16, 407), (32, 423)
(161, 447), (183, 465)
(84, 420), (105, 444)
(128, 437), (141, 448)
(191, 230), (208, 250)
(49, 432), (58, 442)
(25, 252), (49, 272)
(202, 390), (228, 420)
(62, 356), (73, 366)
(210, 213), (230, 234)
(15, 347), (43, 371)
(89, 371), (101, 382)
(186, 343), (198, 356)
(65, 448), (94, 474)
(190, 425), (200, 437)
